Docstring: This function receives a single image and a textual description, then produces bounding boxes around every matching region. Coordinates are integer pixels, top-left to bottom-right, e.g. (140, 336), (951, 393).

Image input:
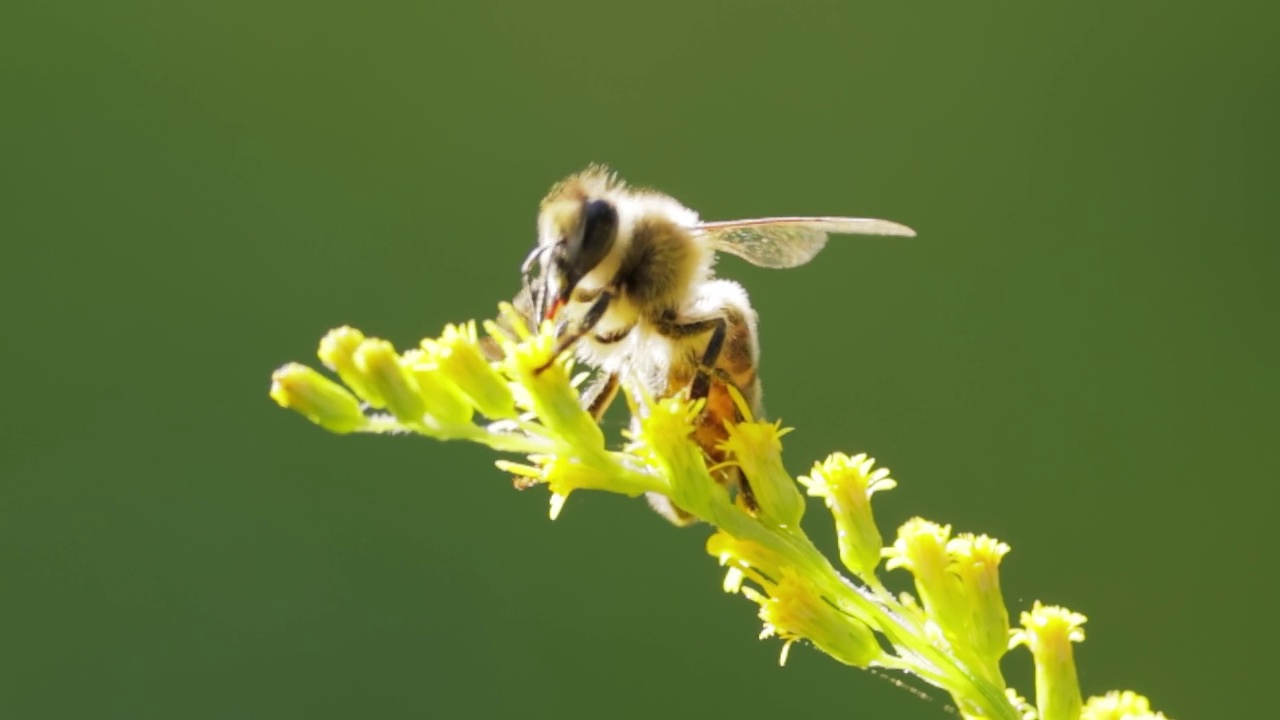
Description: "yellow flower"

(947, 533), (1012, 672)
(718, 414), (804, 529)
(741, 568), (881, 668)
(706, 530), (789, 591)
(1082, 690), (1171, 720)
(798, 452), (895, 580)
(1010, 602), (1086, 720)
(627, 391), (710, 516)
(886, 520), (1015, 689)
(885, 518), (967, 638)
(502, 323), (604, 450)
(497, 453), (659, 520)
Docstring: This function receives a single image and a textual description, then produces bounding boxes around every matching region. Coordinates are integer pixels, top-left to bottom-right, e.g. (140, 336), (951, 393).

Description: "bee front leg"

(535, 290), (615, 373)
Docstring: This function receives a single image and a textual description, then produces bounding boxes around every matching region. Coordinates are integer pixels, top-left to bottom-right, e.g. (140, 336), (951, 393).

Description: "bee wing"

(693, 217), (916, 269)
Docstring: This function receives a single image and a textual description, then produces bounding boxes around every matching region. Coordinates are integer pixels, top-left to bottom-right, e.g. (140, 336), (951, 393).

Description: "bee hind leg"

(652, 312), (727, 403)
(654, 313), (761, 515)
(689, 318), (727, 403)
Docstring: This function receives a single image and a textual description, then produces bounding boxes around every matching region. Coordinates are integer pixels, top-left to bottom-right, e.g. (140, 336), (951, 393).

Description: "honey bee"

(517, 165), (915, 524)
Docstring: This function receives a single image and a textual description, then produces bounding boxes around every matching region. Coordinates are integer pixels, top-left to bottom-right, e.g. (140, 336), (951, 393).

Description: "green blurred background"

(3, 1), (1276, 717)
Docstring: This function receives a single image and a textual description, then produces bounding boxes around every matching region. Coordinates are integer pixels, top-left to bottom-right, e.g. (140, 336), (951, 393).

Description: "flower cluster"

(270, 309), (1174, 720)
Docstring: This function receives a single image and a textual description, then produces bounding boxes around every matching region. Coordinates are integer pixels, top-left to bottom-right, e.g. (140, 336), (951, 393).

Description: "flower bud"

(270, 363), (366, 434)
(353, 339), (426, 425)
(425, 322), (516, 420)
(401, 349), (473, 426)
(317, 327), (384, 408)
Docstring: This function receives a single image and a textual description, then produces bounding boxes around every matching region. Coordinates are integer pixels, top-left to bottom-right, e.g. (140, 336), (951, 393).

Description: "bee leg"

(651, 313), (729, 403)
(688, 318), (727, 403)
(535, 290), (615, 373)
(663, 315), (763, 514)
(581, 371), (620, 422)
(646, 493), (700, 527)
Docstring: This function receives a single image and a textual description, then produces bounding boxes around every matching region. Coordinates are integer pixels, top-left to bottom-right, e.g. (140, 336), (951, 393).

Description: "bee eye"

(580, 199), (617, 255)
(561, 199), (617, 279)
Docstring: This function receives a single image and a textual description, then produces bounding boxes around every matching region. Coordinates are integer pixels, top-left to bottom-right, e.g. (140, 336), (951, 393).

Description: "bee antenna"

(521, 245), (545, 276)
(520, 246), (550, 323)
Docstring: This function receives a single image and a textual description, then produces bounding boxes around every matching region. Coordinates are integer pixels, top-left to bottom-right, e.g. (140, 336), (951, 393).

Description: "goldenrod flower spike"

(269, 309), (1177, 720)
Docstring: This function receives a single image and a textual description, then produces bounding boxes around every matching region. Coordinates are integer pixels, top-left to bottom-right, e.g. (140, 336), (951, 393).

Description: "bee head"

(525, 197), (619, 322)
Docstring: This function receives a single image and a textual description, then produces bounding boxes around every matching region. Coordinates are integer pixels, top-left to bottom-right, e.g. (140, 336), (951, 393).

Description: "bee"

(518, 165), (915, 524)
